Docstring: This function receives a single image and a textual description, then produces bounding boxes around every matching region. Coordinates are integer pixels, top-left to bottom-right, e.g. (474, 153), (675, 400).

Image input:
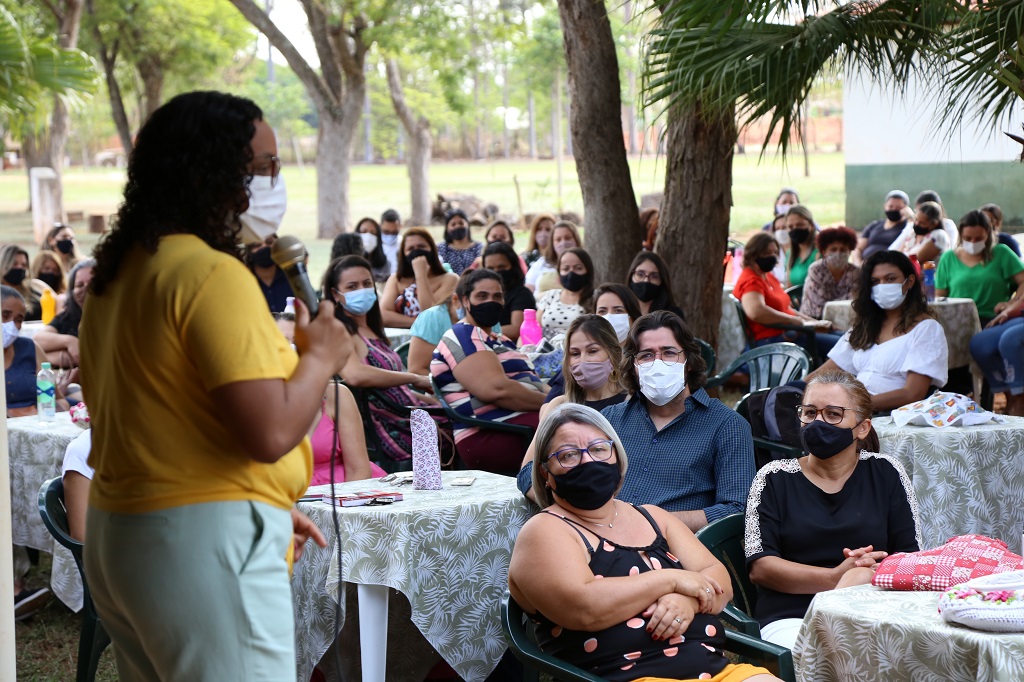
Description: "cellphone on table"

(450, 476), (476, 486)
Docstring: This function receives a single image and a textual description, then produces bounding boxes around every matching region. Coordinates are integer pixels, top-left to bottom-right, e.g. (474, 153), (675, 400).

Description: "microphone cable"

(329, 375), (347, 680)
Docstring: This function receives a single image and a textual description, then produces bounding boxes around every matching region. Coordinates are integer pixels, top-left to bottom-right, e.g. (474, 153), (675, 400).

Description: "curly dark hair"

(848, 250), (932, 351)
(816, 226), (858, 252)
(91, 91), (262, 295)
(620, 310), (707, 397)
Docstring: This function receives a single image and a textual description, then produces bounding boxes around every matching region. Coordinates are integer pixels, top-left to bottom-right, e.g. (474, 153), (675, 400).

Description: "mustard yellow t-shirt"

(80, 234), (311, 514)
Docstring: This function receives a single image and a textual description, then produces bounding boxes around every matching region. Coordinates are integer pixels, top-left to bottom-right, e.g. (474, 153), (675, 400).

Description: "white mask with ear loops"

(237, 174), (287, 244)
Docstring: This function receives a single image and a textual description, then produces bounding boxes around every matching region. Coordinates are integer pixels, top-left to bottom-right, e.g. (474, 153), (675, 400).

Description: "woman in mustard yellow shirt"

(80, 92), (350, 681)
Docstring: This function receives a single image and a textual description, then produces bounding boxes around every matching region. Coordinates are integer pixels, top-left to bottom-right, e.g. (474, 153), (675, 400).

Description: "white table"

(18, 321), (44, 339)
(293, 471), (533, 682)
(7, 413), (84, 610)
(384, 327), (412, 348)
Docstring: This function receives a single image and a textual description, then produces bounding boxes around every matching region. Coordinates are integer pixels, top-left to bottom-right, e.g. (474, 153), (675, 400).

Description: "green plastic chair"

(394, 339), (411, 369)
(735, 389), (804, 468)
(706, 342), (811, 392)
(37, 477), (111, 682)
(730, 295), (820, 366)
(694, 337), (717, 376)
(695, 516), (796, 682)
(501, 591), (795, 682)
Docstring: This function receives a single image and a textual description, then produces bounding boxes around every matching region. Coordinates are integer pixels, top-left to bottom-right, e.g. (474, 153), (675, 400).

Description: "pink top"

(309, 400), (386, 486)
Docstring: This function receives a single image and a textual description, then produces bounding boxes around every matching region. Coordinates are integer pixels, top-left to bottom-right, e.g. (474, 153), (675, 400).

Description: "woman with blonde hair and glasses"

(745, 369), (920, 649)
(509, 403), (779, 682)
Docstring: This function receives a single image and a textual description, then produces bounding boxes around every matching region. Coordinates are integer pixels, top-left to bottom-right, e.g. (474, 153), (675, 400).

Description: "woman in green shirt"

(935, 210), (1024, 326)
(784, 204), (820, 287)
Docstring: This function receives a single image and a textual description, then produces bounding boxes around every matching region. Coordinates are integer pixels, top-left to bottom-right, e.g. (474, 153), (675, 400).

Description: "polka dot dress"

(537, 288), (585, 339)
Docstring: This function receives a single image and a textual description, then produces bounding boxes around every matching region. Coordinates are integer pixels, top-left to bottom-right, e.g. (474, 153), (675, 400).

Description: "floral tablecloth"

(874, 415), (1024, 554)
(7, 413), (84, 611)
(822, 297), (981, 369)
(794, 584), (1024, 681)
(718, 285), (745, 370)
(294, 471), (533, 682)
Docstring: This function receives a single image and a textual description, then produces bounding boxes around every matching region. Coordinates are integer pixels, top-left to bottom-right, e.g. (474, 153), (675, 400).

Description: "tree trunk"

(528, 92), (537, 159)
(557, 0), (640, 284)
(656, 102), (736, 348)
(316, 111), (353, 238)
(385, 59), (432, 226)
(136, 56), (164, 121)
(22, 131), (48, 211)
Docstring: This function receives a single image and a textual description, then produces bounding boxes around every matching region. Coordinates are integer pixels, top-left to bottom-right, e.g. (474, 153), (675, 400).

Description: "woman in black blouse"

(744, 369), (920, 649)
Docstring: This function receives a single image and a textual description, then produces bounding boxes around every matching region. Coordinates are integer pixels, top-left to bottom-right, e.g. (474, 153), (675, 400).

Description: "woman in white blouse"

(536, 247), (594, 340)
(813, 250), (948, 411)
(888, 201), (949, 263)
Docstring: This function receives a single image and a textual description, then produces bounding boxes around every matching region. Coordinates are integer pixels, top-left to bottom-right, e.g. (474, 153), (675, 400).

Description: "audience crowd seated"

(799, 227), (859, 319)
(745, 370), (920, 649)
(521, 213), (555, 268)
(352, 216), (392, 283)
(814, 251), (947, 411)
(482, 241), (535, 341)
(760, 187), (801, 231)
(914, 190), (959, 247)
(781, 204), (819, 287)
(381, 227), (458, 329)
(888, 200), (948, 262)
(30, 250), (67, 310)
(34, 259), (94, 369)
(436, 208), (482, 275)
(855, 190), (911, 264)
(323, 255), (434, 466)
(936, 209), (1024, 326)
(1, 245), (50, 321)
(525, 219), (581, 293)
(3, 286), (72, 417)
(626, 251), (685, 320)
(431, 268), (548, 471)
(508, 404), (779, 682)
(536, 246), (594, 340)
(40, 222), (83, 273)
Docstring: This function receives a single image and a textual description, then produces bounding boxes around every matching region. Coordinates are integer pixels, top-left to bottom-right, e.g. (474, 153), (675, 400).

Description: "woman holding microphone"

(80, 91), (348, 680)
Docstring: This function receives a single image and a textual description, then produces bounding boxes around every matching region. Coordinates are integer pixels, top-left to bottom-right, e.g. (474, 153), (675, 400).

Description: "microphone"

(270, 236), (319, 317)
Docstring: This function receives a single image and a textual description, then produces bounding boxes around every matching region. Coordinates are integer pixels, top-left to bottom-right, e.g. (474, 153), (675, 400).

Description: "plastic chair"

(784, 284), (803, 311)
(694, 337), (717, 376)
(695, 516), (796, 682)
(735, 389), (804, 469)
(394, 339), (411, 369)
(706, 343), (811, 392)
(344, 382), (450, 473)
(501, 591), (795, 682)
(730, 295), (820, 366)
(37, 477), (110, 682)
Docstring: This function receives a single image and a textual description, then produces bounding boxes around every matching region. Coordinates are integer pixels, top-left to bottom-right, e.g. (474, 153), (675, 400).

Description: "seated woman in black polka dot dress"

(509, 404), (780, 682)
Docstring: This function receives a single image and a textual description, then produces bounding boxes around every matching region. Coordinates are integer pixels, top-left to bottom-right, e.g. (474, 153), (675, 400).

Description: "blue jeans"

(970, 318), (1024, 395)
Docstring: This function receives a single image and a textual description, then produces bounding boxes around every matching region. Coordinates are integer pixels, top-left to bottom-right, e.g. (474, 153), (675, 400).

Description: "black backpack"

(745, 381), (805, 468)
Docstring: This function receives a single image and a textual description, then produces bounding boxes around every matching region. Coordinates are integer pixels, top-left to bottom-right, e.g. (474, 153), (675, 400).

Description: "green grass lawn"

(0, 153), (845, 279)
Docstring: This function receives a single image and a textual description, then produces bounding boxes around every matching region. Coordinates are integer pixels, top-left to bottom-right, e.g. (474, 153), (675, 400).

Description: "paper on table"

(411, 409), (443, 490)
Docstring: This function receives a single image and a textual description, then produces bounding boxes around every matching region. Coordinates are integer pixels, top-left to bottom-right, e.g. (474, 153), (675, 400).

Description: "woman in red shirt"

(734, 232), (839, 358)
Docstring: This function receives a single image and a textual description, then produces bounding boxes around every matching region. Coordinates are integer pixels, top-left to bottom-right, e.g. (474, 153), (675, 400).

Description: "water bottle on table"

(37, 362), (56, 424)
(922, 261), (936, 302)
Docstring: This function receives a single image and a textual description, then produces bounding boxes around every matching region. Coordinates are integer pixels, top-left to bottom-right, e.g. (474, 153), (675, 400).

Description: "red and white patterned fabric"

(872, 534), (1023, 591)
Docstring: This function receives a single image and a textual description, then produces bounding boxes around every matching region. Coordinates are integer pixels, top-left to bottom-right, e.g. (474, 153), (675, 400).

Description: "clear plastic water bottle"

(36, 361), (56, 423)
(922, 262), (936, 302)
(519, 309), (543, 347)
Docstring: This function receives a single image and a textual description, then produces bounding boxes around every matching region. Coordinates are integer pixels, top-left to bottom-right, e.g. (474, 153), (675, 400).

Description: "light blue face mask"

(455, 307), (465, 320)
(341, 287), (377, 315)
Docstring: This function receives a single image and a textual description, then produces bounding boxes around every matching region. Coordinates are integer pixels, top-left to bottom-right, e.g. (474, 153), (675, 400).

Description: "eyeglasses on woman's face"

(251, 153), (281, 188)
(545, 439), (615, 469)
(796, 405), (856, 425)
(632, 267), (661, 284)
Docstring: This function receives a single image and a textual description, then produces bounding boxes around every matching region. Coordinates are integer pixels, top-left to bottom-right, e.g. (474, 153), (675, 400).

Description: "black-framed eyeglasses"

(545, 439), (615, 469)
(632, 269), (662, 284)
(796, 405), (856, 425)
(635, 349), (682, 366)
(252, 154), (282, 187)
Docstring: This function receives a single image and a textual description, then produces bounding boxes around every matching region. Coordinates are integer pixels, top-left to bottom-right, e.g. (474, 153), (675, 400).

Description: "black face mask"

(498, 269), (518, 293)
(755, 256), (778, 273)
(885, 209), (904, 222)
(913, 224), (932, 236)
(4, 268), (27, 286)
(405, 249), (431, 267)
(39, 272), (63, 291)
(789, 228), (811, 245)
(560, 272), (587, 292)
(56, 239), (75, 255)
(549, 460), (621, 510)
(448, 227), (468, 242)
(630, 280), (659, 303)
(250, 247), (274, 269)
(800, 420), (856, 460)
(468, 301), (503, 329)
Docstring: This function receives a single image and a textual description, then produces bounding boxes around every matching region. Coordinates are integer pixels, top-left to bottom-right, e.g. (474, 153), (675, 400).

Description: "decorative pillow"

(939, 570), (1024, 632)
(872, 535), (1023, 591)
(891, 391), (1005, 428)
(531, 348), (564, 380)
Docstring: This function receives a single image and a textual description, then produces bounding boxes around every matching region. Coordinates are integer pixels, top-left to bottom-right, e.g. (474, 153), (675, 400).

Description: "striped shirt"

(431, 322), (545, 441)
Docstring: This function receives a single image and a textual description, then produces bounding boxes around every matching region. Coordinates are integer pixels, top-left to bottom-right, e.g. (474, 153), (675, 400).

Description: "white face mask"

(360, 232), (379, 253)
(637, 359), (687, 407)
(602, 313), (631, 343)
(238, 174), (287, 244)
(775, 203), (792, 216)
(871, 281), (908, 310)
(774, 230), (791, 248)
(962, 240), (986, 255)
(2, 321), (18, 349)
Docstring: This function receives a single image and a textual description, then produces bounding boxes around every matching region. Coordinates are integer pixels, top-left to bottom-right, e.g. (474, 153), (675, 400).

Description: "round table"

(794, 584), (1024, 681)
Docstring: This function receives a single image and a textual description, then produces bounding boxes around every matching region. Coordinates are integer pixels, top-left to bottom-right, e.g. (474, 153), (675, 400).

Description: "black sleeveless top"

(532, 505), (729, 681)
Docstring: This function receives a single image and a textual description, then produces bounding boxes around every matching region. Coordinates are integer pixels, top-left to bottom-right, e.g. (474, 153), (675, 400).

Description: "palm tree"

(639, 0), (1020, 347)
(0, 5), (97, 130)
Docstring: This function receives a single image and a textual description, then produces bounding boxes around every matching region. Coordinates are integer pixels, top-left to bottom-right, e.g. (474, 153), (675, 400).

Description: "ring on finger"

(705, 588), (711, 594)
(673, 617), (682, 624)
